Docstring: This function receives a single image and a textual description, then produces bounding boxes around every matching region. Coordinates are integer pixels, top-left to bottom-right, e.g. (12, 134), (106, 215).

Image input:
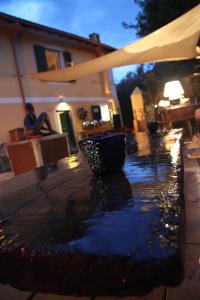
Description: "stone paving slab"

(0, 287), (165, 300)
(0, 184), (42, 221)
(184, 159), (200, 205)
(185, 207), (200, 244)
(33, 287), (164, 300)
(0, 284), (32, 300)
(167, 244), (200, 300)
(33, 294), (90, 300)
(184, 157), (200, 244)
(0, 141), (184, 296)
(0, 143), (195, 299)
(99, 287), (165, 300)
(0, 156), (84, 221)
(0, 170), (36, 197)
(0, 156), (82, 198)
(166, 156), (200, 300)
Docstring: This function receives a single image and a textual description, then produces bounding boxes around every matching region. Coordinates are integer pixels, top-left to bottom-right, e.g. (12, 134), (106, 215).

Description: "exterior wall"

(0, 28), (119, 143)
(0, 104), (25, 143)
(0, 100), (112, 143)
(0, 32), (105, 98)
(0, 31), (20, 98)
(27, 100), (112, 137)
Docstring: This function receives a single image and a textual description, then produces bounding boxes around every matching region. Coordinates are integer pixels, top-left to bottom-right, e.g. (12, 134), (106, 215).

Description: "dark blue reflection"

(45, 135), (182, 263)
(0, 132), (184, 296)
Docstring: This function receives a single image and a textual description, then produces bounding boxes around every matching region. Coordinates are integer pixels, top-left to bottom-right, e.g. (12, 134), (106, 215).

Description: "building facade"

(0, 13), (120, 146)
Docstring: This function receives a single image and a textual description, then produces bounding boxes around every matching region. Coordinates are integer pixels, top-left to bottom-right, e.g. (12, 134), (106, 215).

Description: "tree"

(118, 0), (199, 127)
(123, 0), (199, 76)
(117, 65), (161, 127)
(124, 0), (199, 37)
(122, 0), (199, 78)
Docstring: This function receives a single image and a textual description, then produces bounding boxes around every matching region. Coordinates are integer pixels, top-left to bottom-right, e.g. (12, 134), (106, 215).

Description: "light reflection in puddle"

(0, 130), (184, 294)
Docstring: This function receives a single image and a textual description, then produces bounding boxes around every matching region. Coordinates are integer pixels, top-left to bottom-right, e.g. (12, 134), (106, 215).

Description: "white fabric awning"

(31, 5), (200, 82)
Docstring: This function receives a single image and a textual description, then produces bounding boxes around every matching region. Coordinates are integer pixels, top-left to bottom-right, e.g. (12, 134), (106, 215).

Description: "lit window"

(100, 105), (111, 121)
(45, 49), (62, 71)
(34, 45), (73, 73)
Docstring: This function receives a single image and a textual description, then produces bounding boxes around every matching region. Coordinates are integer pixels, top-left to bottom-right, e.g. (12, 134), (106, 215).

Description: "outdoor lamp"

(58, 95), (65, 102)
(57, 95), (70, 110)
(163, 80), (184, 100)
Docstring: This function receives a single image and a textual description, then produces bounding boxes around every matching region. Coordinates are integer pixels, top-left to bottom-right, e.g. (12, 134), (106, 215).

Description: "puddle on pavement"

(0, 131), (185, 296)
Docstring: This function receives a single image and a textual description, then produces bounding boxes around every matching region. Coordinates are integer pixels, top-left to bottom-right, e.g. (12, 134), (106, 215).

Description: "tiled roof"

(0, 12), (115, 52)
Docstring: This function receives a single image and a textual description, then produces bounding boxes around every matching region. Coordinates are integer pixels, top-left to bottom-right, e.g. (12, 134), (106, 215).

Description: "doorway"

(91, 105), (101, 121)
(57, 111), (76, 149)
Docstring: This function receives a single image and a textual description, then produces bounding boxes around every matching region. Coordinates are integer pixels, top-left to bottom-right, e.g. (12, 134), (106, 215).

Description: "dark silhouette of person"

(24, 103), (55, 135)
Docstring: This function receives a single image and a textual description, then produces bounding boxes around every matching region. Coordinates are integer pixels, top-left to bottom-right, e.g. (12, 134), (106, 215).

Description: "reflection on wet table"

(0, 130), (184, 296)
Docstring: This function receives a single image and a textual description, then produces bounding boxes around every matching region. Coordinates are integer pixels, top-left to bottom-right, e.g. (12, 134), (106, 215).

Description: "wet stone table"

(0, 131), (184, 297)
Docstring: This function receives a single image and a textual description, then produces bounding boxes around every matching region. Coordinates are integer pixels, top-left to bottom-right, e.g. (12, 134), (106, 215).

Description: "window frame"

(45, 47), (65, 71)
(34, 44), (75, 84)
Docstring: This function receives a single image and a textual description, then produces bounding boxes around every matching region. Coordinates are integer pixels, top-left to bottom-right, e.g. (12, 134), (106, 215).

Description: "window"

(100, 104), (111, 121)
(34, 45), (73, 73)
(45, 49), (62, 71)
(91, 105), (101, 121)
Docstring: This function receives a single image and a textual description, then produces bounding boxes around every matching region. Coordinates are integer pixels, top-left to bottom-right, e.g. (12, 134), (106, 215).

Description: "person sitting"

(24, 103), (56, 136)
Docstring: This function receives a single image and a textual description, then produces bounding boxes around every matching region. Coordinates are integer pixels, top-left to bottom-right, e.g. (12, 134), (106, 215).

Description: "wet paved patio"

(0, 132), (200, 299)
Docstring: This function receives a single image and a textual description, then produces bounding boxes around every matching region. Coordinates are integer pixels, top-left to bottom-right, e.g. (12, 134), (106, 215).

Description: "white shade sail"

(31, 5), (200, 82)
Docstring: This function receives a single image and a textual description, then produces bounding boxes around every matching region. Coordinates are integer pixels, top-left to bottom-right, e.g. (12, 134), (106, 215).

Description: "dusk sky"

(0, 0), (140, 82)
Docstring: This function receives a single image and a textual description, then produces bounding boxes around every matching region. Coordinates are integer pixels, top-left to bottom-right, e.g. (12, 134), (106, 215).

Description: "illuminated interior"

(100, 104), (111, 121)
(158, 99), (170, 107)
(45, 49), (61, 70)
(56, 96), (71, 133)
